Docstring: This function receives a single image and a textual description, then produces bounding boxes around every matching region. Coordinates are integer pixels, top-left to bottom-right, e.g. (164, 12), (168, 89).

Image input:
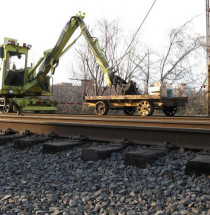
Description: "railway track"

(0, 113), (210, 149)
(0, 114), (209, 214)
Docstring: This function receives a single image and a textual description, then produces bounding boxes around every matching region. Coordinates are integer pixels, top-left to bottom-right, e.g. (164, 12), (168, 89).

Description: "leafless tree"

(69, 19), (122, 96)
(128, 45), (156, 94)
(117, 39), (142, 80)
(158, 20), (205, 85)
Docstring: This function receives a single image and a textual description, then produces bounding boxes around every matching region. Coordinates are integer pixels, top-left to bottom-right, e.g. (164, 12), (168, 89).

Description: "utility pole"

(206, 0), (210, 115)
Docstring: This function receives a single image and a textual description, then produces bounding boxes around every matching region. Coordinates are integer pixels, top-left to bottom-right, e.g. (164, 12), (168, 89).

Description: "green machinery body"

(0, 38), (56, 113)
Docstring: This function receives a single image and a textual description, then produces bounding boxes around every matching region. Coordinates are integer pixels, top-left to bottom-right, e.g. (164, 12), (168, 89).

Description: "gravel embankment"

(0, 142), (209, 215)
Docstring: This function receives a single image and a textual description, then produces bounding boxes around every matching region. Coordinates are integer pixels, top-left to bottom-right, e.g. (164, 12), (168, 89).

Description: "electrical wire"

(116, 0), (157, 67)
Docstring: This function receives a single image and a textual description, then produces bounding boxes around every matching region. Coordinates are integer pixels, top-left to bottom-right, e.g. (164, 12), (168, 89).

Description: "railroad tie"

(124, 148), (169, 168)
(82, 145), (124, 162)
(43, 140), (86, 154)
(14, 136), (50, 149)
(0, 134), (22, 146)
(185, 152), (210, 176)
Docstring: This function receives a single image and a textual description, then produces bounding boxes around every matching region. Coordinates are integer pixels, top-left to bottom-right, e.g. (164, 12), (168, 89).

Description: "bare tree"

(158, 20), (205, 85)
(117, 39), (142, 80)
(129, 45), (156, 94)
(70, 19), (122, 96)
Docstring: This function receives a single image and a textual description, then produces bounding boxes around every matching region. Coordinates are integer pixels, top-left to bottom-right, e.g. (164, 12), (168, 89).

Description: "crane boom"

(24, 12), (112, 93)
(24, 12), (138, 95)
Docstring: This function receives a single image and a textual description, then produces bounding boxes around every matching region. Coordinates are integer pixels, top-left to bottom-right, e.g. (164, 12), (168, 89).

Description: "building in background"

(52, 80), (94, 103)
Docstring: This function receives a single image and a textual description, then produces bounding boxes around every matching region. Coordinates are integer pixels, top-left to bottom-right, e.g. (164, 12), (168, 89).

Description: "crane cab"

(0, 38), (56, 113)
(0, 38), (30, 96)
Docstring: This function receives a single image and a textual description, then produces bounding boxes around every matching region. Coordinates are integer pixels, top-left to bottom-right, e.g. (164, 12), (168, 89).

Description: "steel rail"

(2, 113), (210, 120)
(0, 114), (209, 149)
(1, 114), (210, 129)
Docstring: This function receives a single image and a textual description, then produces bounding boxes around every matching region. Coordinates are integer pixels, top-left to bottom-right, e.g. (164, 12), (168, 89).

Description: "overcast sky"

(0, 0), (206, 83)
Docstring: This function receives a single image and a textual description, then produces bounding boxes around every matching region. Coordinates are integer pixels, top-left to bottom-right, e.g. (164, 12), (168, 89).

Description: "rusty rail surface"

(0, 113), (209, 149)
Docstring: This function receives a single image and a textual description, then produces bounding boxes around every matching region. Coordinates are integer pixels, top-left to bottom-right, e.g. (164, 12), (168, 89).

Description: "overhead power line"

(116, 0), (157, 66)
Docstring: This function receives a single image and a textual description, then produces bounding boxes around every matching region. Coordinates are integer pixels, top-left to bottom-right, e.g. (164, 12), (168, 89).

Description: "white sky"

(0, 0), (206, 84)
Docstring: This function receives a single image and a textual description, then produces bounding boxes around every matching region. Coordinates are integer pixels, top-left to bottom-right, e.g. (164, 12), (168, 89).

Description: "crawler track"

(0, 113), (210, 149)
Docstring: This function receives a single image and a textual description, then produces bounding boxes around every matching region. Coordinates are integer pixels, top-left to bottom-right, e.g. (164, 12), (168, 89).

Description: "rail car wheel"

(137, 100), (154, 117)
(3, 104), (11, 113)
(163, 106), (177, 116)
(95, 101), (109, 115)
(123, 106), (136, 115)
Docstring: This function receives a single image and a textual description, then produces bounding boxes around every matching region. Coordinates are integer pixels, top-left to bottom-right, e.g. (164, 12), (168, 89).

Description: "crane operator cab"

(4, 50), (25, 86)
(0, 37), (57, 113)
(0, 38), (30, 95)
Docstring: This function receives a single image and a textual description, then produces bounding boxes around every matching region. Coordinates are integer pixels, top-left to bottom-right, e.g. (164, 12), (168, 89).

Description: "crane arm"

(23, 12), (86, 92)
(23, 12), (138, 95)
(73, 16), (138, 94)
(74, 16), (112, 86)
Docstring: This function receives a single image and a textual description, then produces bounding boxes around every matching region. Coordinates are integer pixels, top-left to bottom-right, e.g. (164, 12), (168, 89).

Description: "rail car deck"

(85, 95), (188, 116)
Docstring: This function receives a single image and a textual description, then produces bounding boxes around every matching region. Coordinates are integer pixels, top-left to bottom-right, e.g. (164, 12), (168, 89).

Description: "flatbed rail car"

(85, 95), (188, 116)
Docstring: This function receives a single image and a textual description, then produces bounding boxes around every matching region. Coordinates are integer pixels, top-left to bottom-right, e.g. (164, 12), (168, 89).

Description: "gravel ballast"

(0, 142), (209, 215)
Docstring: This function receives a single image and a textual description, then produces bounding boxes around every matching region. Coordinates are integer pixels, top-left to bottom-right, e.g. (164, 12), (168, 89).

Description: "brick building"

(52, 80), (94, 103)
